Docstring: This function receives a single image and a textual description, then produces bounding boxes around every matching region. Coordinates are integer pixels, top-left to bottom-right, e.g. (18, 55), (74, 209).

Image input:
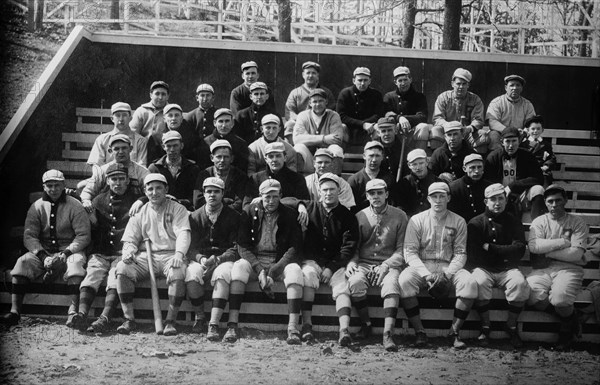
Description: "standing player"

(235, 82), (282, 145)
(205, 108), (249, 173)
(229, 61), (276, 114)
(305, 149), (355, 210)
(184, 83), (217, 139)
(448, 153), (491, 223)
(130, 80), (169, 139)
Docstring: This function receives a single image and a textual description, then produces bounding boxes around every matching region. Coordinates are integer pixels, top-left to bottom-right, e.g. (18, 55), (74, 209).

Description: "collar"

(141, 101), (161, 112)
(369, 204), (389, 217)
(166, 156), (182, 168)
(267, 165), (288, 177)
(485, 208), (505, 219)
(42, 191), (67, 203)
(396, 85), (414, 97)
(528, 135), (543, 143)
(506, 95), (521, 103)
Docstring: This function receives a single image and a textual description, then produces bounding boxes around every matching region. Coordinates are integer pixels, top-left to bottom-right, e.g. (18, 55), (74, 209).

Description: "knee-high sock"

(336, 294), (352, 330)
(100, 288), (119, 319)
(476, 300), (491, 328)
(117, 275), (136, 320)
(401, 297), (424, 332)
(352, 295), (370, 325)
(530, 195), (547, 220)
(78, 286), (96, 316)
(451, 298), (474, 333)
(302, 286), (316, 326)
(186, 281), (205, 320)
(10, 276), (29, 315)
(506, 301), (524, 329)
(67, 277), (83, 315)
(383, 295), (399, 333)
(227, 280), (245, 327)
(210, 279), (230, 326)
(166, 280), (185, 323)
(287, 284), (302, 331)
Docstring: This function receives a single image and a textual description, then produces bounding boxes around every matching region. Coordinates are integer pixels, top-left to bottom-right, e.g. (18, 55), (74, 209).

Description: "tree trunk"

(35, 0), (44, 30)
(401, 0), (417, 48)
(27, 0), (35, 31)
(578, 1), (593, 57)
(276, 0), (292, 42)
(111, 0), (120, 30)
(442, 0), (461, 50)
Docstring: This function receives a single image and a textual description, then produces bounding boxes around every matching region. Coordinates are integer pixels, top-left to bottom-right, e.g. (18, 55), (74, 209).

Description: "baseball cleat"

(117, 319), (137, 335)
(286, 330), (301, 345)
(355, 323), (372, 339)
(87, 315), (109, 334)
(66, 313), (77, 328)
(70, 313), (87, 331)
(301, 324), (314, 342)
(163, 322), (178, 336)
(222, 327), (238, 343)
(505, 326), (523, 348)
(449, 330), (466, 349)
(206, 324), (220, 341)
(338, 328), (352, 347)
(191, 318), (206, 334)
(0, 312), (20, 326)
(415, 331), (428, 347)
(478, 326), (490, 346)
(382, 331), (398, 352)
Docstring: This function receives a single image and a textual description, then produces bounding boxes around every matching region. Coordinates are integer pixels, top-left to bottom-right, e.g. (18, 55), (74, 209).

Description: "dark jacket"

(394, 172), (439, 217)
(148, 156), (200, 210)
(383, 85), (428, 127)
(336, 86), (384, 132)
(519, 137), (557, 170)
(193, 166), (247, 213)
(188, 204), (240, 263)
(429, 140), (475, 179)
(234, 104), (282, 144)
(304, 201), (359, 272)
(230, 83), (276, 115)
(204, 131), (249, 173)
(147, 120), (201, 165)
(237, 202), (302, 278)
(244, 166), (310, 210)
(347, 168), (395, 213)
(484, 148), (544, 194)
(184, 106), (216, 139)
(448, 175), (492, 223)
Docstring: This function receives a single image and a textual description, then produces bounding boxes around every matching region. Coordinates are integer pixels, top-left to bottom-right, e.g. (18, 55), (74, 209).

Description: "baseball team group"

(0, 60), (588, 353)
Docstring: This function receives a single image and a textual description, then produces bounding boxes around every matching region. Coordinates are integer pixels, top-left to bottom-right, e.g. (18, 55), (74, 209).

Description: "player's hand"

(560, 238), (571, 249)
(122, 252), (135, 265)
(482, 243), (490, 251)
(223, 198), (234, 205)
(398, 116), (411, 130)
(203, 255), (217, 268)
(321, 268), (333, 284)
(258, 269), (269, 290)
(345, 261), (358, 278)
(43, 254), (55, 270)
(251, 196), (262, 205)
(82, 200), (94, 213)
(297, 204), (308, 227)
(374, 263), (390, 286)
(129, 200), (144, 217)
(171, 252), (184, 269)
(362, 122), (375, 133)
(58, 252), (67, 264)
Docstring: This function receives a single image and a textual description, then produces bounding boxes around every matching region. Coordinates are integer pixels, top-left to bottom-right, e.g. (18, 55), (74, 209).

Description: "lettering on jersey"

(562, 228), (572, 240)
(164, 213), (174, 227)
(443, 227), (457, 243)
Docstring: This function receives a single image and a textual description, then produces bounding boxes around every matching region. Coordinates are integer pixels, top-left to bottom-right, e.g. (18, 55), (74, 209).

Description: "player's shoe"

(355, 323), (372, 339)
(382, 331), (398, 352)
(66, 313), (77, 328)
(0, 312), (20, 326)
(449, 330), (466, 349)
(555, 331), (573, 351)
(191, 318), (206, 334)
(87, 315), (109, 334)
(338, 328), (352, 347)
(117, 319), (137, 335)
(478, 326), (491, 346)
(223, 327), (238, 343)
(505, 326), (523, 348)
(163, 322), (178, 336)
(286, 329), (302, 345)
(207, 324), (220, 341)
(415, 331), (428, 347)
(301, 324), (314, 342)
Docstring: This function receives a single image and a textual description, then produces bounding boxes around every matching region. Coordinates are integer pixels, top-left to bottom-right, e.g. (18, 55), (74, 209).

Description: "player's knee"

(185, 262), (205, 285)
(347, 274), (368, 298)
(167, 266), (186, 284)
(115, 261), (136, 281)
(529, 185), (545, 198)
(548, 291), (576, 308)
(283, 263), (304, 287)
(455, 276), (478, 299)
(211, 262), (233, 285)
(230, 260), (251, 283)
(301, 264), (320, 289)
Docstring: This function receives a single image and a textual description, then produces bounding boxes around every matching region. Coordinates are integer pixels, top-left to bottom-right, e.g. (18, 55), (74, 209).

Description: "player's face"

(309, 96), (327, 115)
(485, 193), (506, 214)
(394, 75), (412, 93)
(528, 122), (543, 139)
(164, 110), (183, 130)
(242, 67), (258, 85)
(451, 78), (469, 98)
(464, 161), (484, 181)
(502, 137), (520, 156)
(107, 173), (129, 195)
(163, 140), (183, 158)
(261, 123), (280, 141)
(196, 91), (214, 109)
(210, 148), (232, 172)
(203, 186), (224, 206)
(261, 191), (281, 213)
(545, 193), (567, 218)
(150, 87), (169, 109)
(505, 80), (523, 100)
(250, 89), (269, 106)
(302, 68), (319, 87)
(445, 129), (463, 152)
(43, 180), (65, 201)
(353, 74), (371, 92)
(408, 158), (428, 179)
(319, 180), (340, 207)
(378, 125), (396, 144)
(363, 149), (383, 171)
(366, 188), (388, 209)
(145, 181), (168, 205)
(111, 111), (131, 130)
(427, 192), (450, 212)
(110, 142), (131, 163)
(314, 155), (332, 176)
(214, 115), (233, 136)
(265, 152), (285, 172)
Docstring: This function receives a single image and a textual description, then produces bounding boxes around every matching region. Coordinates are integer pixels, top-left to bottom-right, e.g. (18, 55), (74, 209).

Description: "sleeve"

(136, 135), (148, 168)
(406, 93), (429, 127)
(80, 164), (104, 202)
(229, 170), (246, 213)
(403, 216), (430, 277)
(187, 212), (202, 261)
(466, 219), (484, 266)
(487, 216), (526, 262)
(446, 216), (467, 275)
(326, 89), (337, 111)
(486, 98), (506, 133)
(236, 208), (261, 274)
(470, 95), (485, 130)
(483, 152), (501, 184)
(543, 141), (557, 168)
(383, 212), (408, 268)
(293, 113), (317, 145)
(66, 203), (92, 254)
(129, 107), (145, 135)
(432, 93), (448, 127)
(121, 214), (143, 255)
(364, 90), (384, 124)
(523, 101), (536, 128)
(328, 111), (345, 138)
(285, 89), (298, 121)
(269, 212), (302, 278)
(247, 145), (258, 175)
(327, 211), (359, 272)
(428, 150), (443, 176)
(230, 89), (242, 115)
(87, 135), (105, 166)
(218, 210), (241, 263)
(23, 203), (43, 254)
(383, 92), (395, 114)
(172, 204), (191, 255)
(528, 217), (565, 254)
(337, 89), (364, 128)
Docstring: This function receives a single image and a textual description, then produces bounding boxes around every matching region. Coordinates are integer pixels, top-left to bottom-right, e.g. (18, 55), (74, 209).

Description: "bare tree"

(442, 0), (461, 50)
(276, 0), (292, 42)
(111, 0), (120, 30)
(401, 0), (417, 48)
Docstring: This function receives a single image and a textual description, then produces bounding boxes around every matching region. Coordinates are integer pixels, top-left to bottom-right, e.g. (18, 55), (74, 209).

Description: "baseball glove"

(427, 272), (451, 299)
(42, 254), (67, 284)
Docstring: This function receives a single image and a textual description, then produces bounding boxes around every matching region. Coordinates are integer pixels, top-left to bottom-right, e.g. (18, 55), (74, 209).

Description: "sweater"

(188, 204), (240, 262)
(486, 94), (536, 132)
(285, 84), (336, 121)
(484, 148), (543, 194)
(448, 175), (492, 223)
(336, 85), (384, 132)
(394, 172), (439, 217)
(244, 166), (310, 210)
(248, 136), (298, 174)
(432, 90), (484, 130)
(347, 168), (396, 213)
(184, 105), (216, 139)
(193, 166), (247, 213)
(382, 85), (428, 127)
(429, 140), (475, 179)
(148, 156), (200, 210)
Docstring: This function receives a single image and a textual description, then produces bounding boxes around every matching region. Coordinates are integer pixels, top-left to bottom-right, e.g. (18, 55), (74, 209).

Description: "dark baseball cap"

(150, 81), (169, 92)
(543, 184), (567, 198)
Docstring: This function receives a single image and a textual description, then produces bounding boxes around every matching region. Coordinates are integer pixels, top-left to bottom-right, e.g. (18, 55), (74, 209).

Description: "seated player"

(248, 114), (298, 175)
(184, 83), (217, 139)
(130, 80), (169, 141)
(467, 183), (530, 348)
(526, 184), (588, 350)
(305, 149), (355, 210)
(520, 115), (556, 187)
(229, 179), (304, 344)
(448, 154), (491, 223)
(300, 173), (359, 345)
(346, 179), (407, 351)
(205, 108), (249, 173)
(374, 115), (406, 179)
(229, 61), (276, 115)
(0, 170), (91, 326)
(235, 82), (282, 144)
(115, 173), (191, 336)
(156, 104), (205, 167)
(393, 149), (439, 217)
(429, 121), (475, 181)
(399, 182), (477, 349)
(185, 177), (241, 339)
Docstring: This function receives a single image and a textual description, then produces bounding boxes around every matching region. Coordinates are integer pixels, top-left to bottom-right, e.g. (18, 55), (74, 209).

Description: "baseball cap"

(365, 178), (387, 192)
(524, 115), (544, 128)
(314, 148), (333, 159)
(443, 121), (463, 133)
(42, 169), (65, 183)
(106, 163), (127, 178)
(259, 179), (281, 195)
(150, 81), (169, 92)
(144, 173), (168, 186)
(452, 68), (472, 82)
(319, 172), (340, 186)
(302, 61), (321, 72)
(428, 182), (450, 195)
(407, 149), (427, 163)
(463, 153), (483, 166)
(484, 183), (506, 199)
(261, 114), (280, 125)
(264, 142), (286, 155)
(544, 183), (567, 198)
(308, 88), (328, 99)
(504, 74), (525, 85)
(353, 67), (371, 77)
(195, 83), (214, 94)
(501, 127), (520, 139)
(209, 139), (232, 153)
(162, 130), (182, 144)
(111, 102), (131, 114)
(163, 104), (182, 115)
(377, 116), (396, 128)
(109, 134), (131, 147)
(393, 66), (410, 77)
(249, 82), (268, 92)
(364, 141), (384, 152)
(241, 61), (258, 72)
(203, 177), (225, 190)
(214, 108), (233, 120)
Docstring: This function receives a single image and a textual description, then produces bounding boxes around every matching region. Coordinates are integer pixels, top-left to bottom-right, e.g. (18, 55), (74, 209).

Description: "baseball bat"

(396, 126), (408, 183)
(145, 239), (163, 335)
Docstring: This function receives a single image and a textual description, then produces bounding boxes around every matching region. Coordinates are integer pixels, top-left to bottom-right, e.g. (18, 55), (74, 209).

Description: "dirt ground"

(1, 316), (599, 385)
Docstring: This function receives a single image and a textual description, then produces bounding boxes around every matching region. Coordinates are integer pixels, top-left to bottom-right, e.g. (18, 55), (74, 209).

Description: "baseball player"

(467, 183), (530, 347)
(130, 81), (169, 162)
(429, 121), (475, 180)
(346, 178), (407, 351)
(234, 81), (282, 145)
(184, 83), (217, 139)
(72, 163), (140, 332)
(114, 173), (191, 335)
(526, 184), (588, 350)
(305, 148), (355, 210)
(0, 170), (91, 326)
(193, 140), (247, 213)
(448, 153), (492, 223)
(300, 173), (359, 345)
(374, 115), (406, 178)
(399, 182), (478, 349)
(229, 61), (276, 115)
(336, 67), (384, 145)
(248, 114), (299, 175)
(228, 179), (304, 344)
(185, 177), (241, 338)
(205, 108), (249, 173)
(393, 149), (440, 217)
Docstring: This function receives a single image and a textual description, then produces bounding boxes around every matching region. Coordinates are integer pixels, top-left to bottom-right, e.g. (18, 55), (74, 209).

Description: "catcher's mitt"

(42, 254), (67, 283)
(427, 272), (451, 299)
